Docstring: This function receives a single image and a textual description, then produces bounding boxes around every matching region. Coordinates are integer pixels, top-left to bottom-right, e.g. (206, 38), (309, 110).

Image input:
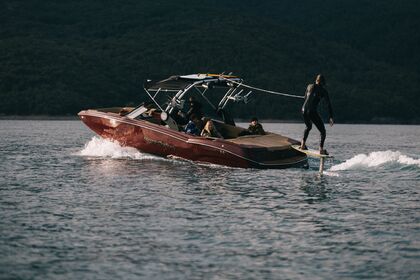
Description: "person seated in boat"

(170, 108), (188, 126)
(184, 114), (201, 136)
(239, 117), (266, 136)
(187, 96), (203, 119)
(201, 118), (223, 138)
(248, 117), (266, 135)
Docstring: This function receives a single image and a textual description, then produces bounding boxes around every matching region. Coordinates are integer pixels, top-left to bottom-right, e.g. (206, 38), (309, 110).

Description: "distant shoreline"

(0, 115), (418, 125)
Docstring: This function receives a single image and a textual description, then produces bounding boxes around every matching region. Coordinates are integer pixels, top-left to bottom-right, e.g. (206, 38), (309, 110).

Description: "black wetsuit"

(302, 83), (333, 148)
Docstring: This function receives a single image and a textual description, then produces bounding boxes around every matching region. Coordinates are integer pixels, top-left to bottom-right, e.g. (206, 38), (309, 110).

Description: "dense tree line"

(0, 0), (419, 123)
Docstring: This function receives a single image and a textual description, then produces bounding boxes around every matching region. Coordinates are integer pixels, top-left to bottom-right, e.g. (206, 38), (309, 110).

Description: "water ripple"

(0, 121), (419, 279)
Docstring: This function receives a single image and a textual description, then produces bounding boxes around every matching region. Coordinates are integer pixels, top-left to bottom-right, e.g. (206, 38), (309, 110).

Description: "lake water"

(1, 120), (419, 279)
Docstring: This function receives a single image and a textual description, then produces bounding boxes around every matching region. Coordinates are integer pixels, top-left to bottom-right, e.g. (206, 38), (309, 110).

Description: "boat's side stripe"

(186, 139), (307, 167)
(80, 111), (306, 167)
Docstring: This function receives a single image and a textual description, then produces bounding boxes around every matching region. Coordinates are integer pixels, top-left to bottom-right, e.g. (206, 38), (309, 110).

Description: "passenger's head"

(315, 74), (326, 86)
(251, 117), (258, 126)
(205, 120), (214, 131)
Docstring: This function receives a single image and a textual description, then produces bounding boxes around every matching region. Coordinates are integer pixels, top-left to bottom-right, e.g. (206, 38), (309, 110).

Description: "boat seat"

(212, 120), (245, 139)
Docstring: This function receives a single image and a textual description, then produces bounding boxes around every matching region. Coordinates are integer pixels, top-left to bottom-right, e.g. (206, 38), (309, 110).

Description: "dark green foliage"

(1, 0), (419, 123)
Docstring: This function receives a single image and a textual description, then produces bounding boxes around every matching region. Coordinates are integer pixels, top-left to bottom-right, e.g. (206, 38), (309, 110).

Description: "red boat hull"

(78, 110), (307, 169)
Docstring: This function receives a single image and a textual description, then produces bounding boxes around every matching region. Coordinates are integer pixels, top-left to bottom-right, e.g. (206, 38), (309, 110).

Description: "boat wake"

(77, 137), (238, 169)
(329, 150), (420, 171)
(78, 136), (160, 160)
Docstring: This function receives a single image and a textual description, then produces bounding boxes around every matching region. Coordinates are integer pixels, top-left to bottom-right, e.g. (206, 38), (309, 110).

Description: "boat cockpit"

(108, 73), (255, 139)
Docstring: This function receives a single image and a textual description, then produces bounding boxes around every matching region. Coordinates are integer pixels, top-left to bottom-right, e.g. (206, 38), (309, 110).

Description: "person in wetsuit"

(300, 74), (334, 155)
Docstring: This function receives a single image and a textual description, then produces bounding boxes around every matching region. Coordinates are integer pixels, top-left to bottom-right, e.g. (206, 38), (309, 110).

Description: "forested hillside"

(1, 0), (419, 123)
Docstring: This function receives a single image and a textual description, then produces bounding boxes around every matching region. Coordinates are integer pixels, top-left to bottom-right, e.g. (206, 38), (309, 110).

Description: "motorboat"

(78, 73), (308, 169)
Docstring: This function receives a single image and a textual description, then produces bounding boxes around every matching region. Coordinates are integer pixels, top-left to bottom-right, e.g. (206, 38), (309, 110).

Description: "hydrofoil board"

(291, 145), (333, 159)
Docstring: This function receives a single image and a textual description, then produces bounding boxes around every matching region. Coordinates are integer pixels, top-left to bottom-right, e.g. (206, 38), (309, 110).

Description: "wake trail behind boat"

(329, 150), (420, 171)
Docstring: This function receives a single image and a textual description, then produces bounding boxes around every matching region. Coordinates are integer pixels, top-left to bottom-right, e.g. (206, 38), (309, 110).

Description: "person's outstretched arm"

(324, 90), (334, 126)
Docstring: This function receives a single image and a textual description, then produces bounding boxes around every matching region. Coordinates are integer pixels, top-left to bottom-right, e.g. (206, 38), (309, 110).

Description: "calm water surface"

(0, 121), (419, 279)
